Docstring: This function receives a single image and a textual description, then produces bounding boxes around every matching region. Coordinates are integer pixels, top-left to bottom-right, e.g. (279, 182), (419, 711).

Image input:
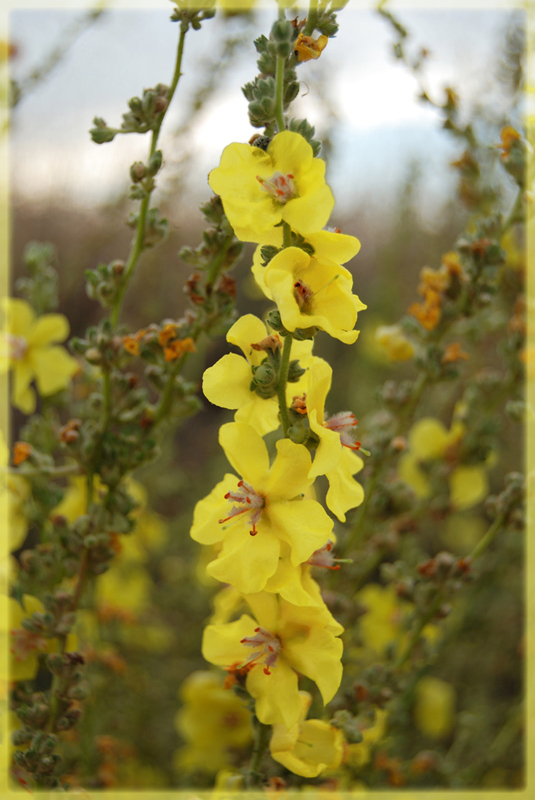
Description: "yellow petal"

(284, 624), (343, 705)
(271, 719), (344, 777)
(244, 591), (280, 632)
(268, 498), (332, 566)
(202, 614), (257, 667)
(203, 353), (255, 410)
(264, 556), (322, 608)
(190, 474), (239, 545)
(219, 422), (270, 487)
(398, 453), (430, 498)
(305, 360), (332, 425)
(2, 298), (34, 336)
(26, 313), (69, 346)
(226, 314), (269, 363)
(235, 396), (280, 437)
(12, 361), (35, 413)
(414, 676), (456, 739)
(246, 657), (301, 728)
(408, 418), (450, 459)
(325, 449), (365, 522)
(450, 466), (488, 510)
(309, 410), (342, 479)
(29, 345), (78, 395)
(206, 525), (281, 594)
(266, 438), (313, 500)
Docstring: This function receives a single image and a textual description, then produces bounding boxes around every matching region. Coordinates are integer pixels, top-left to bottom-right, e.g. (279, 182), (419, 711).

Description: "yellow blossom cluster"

(185, 130), (367, 777)
(407, 252), (464, 332)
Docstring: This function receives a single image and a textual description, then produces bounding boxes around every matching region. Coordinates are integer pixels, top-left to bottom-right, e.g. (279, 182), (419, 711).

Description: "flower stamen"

(307, 540), (353, 570)
(256, 172), (297, 204)
(324, 411), (361, 450)
(2, 333), (28, 361)
(240, 626), (281, 675)
(219, 480), (265, 536)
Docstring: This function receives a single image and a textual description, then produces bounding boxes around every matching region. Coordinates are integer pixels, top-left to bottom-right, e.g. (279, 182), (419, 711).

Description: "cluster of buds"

(90, 84), (170, 143)
(85, 259), (126, 309)
(170, 0), (216, 32)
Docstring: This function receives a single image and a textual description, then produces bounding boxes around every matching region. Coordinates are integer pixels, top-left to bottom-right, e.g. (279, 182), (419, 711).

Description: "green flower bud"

(130, 161), (146, 182)
(291, 325), (317, 340)
(287, 424), (309, 444)
(252, 361), (275, 386)
(148, 149), (163, 174)
(287, 359), (306, 383)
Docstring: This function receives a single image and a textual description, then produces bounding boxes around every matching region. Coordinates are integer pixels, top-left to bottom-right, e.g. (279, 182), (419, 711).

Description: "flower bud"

(130, 162), (146, 183)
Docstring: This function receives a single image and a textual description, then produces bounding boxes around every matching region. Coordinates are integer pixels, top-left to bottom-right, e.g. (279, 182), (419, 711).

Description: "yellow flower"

(253, 226), (361, 265)
(306, 360), (364, 521)
(174, 671), (252, 774)
(270, 691), (344, 777)
(190, 422), (333, 594)
(208, 131), (334, 243)
(0, 470), (30, 552)
(375, 324), (415, 361)
(413, 676), (456, 739)
(398, 417), (489, 510)
(294, 33), (329, 62)
(202, 314), (323, 436)
(203, 591), (343, 728)
(344, 708), (387, 769)
(355, 584), (438, 659)
(253, 246), (365, 344)
(0, 298), (78, 414)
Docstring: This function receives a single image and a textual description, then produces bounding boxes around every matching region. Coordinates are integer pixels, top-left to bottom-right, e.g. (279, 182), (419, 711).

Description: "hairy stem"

(277, 335), (293, 437)
(275, 53), (286, 133)
(246, 715), (271, 788)
(469, 512), (507, 560)
(303, 0), (319, 37)
(111, 25), (188, 329)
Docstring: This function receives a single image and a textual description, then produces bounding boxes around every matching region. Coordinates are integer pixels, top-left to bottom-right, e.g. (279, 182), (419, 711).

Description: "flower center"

(219, 480), (265, 536)
(307, 540), (352, 570)
(256, 171), (297, 204)
(2, 333), (28, 361)
(324, 411), (361, 450)
(10, 628), (47, 661)
(240, 626), (281, 675)
(293, 274), (340, 312)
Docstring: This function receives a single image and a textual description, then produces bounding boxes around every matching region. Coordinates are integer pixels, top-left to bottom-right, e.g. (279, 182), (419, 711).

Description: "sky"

(8, 4), (521, 222)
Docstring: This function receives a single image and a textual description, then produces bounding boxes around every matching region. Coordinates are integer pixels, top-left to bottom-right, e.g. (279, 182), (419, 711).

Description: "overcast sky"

(8, 5), (521, 221)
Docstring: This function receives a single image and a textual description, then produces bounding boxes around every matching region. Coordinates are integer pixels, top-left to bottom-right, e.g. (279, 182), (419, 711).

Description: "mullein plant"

(4, 1), (246, 789)
(189, 0), (367, 785)
(3, 0), (527, 791)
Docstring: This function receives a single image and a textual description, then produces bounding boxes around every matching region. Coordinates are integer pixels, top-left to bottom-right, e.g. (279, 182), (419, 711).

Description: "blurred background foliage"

(6, 2), (525, 790)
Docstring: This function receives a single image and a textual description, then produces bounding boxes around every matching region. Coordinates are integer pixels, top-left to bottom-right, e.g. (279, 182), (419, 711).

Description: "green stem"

(303, 0), (319, 36)
(401, 372), (428, 425)
(343, 470), (379, 556)
(469, 512), (507, 560)
(274, 54), (286, 133)
(500, 187), (523, 236)
(277, 335), (293, 437)
(110, 26), (188, 329)
(246, 716), (271, 788)
(395, 591), (444, 670)
(207, 236), (233, 287)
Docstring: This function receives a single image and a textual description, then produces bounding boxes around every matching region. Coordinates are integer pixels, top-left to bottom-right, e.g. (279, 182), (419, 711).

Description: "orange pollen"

(13, 442), (31, 466)
(219, 480), (264, 535)
(256, 171), (297, 204)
